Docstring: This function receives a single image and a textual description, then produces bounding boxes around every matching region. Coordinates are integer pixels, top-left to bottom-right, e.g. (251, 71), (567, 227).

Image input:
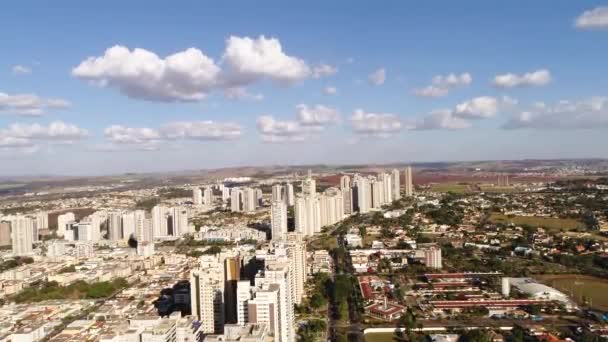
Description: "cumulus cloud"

(413, 109), (472, 130)
(72, 46), (221, 102)
(503, 97), (608, 129)
(224, 87), (264, 101)
(256, 104), (340, 142)
(222, 35), (311, 86)
(0, 121), (88, 151)
(410, 96), (516, 130)
(12, 65), (31, 75)
(413, 72), (472, 97)
(493, 69), (551, 88)
(256, 116), (308, 142)
(312, 64), (338, 78)
(72, 36), (316, 102)
(295, 104), (340, 128)
(351, 109), (401, 137)
(368, 68), (386, 86)
(323, 86), (337, 95)
(104, 125), (160, 144)
(0, 92), (71, 116)
(575, 6), (608, 29)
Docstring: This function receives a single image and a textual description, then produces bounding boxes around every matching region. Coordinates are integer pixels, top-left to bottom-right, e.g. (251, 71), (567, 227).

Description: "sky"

(1, 1), (608, 176)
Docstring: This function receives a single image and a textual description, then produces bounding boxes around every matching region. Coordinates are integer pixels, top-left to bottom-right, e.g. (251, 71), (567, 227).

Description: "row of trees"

(13, 278), (129, 303)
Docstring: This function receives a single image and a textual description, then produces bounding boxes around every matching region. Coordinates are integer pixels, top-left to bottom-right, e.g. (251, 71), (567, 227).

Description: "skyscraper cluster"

(0, 211), (48, 256)
(193, 186), (214, 206)
(230, 187), (263, 213)
(190, 234), (306, 342)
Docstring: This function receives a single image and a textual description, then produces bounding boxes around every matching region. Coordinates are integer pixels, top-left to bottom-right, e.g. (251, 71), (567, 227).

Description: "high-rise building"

(285, 183), (294, 206)
(271, 201), (288, 241)
(371, 178), (384, 209)
(122, 211), (136, 240)
(224, 256), (241, 324)
(191, 257), (226, 334)
(222, 186), (231, 203)
(57, 212), (75, 238)
(193, 188), (203, 205)
(271, 185), (282, 202)
(381, 173), (393, 204)
(236, 280), (252, 325)
(152, 205), (169, 238)
(230, 188), (242, 212)
(203, 187), (213, 205)
(354, 176), (370, 214)
(35, 211), (48, 231)
(254, 261), (295, 342)
(404, 166), (413, 197)
(247, 284), (280, 340)
(424, 248), (442, 269)
(10, 216), (34, 256)
(392, 169), (401, 200)
(171, 207), (189, 237)
(86, 211), (106, 242)
(242, 188), (257, 212)
(135, 210), (153, 243)
(107, 211), (123, 241)
(0, 221), (11, 247)
(285, 233), (306, 305)
(319, 188), (344, 227)
(339, 175), (353, 215)
(294, 195), (321, 236)
(301, 172), (316, 197)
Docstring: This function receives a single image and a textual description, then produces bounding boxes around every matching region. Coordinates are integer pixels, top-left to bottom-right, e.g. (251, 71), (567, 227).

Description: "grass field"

(364, 332), (396, 342)
(430, 183), (471, 194)
(534, 274), (608, 311)
(479, 185), (519, 193)
(489, 213), (584, 232)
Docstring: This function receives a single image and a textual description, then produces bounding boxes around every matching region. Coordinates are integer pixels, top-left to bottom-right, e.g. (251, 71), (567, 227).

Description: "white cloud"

(503, 97), (608, 129)
(72, 45), (221, 102)
(313, 64), (338, 78)
(295, 104), (340, 128)
(160, 121), (242, 140)
(222, 35), (311, 86)
(410, 96), (515, 130)
(454, 96), (500, 119)
(575, 6), (608, 29)
(413, 109), (472, 130)
(493, 69), (551, 88)
(0, 92), (71, 116)
(323, 86), (337, 95)
(73, 36), (315, 102)
(413, 72), (472, 97)
(12, 65), (31, 75)
(103, 121), (242, 149)
(256, 104), (339, 142)
(256, 116), (308, 142)
(368, 68), (386, 86)
(0, 121), (88, 151)
(224, 87), (264, 101)
(351, 109), (401, 137)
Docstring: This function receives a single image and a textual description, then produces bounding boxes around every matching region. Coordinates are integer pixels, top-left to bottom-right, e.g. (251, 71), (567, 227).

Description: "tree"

(309, 293), (326, 309)
(458, 330), (492, 342)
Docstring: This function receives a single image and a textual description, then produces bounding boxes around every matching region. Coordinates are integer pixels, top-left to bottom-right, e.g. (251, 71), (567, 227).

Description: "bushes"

(13, 278), (128, 303)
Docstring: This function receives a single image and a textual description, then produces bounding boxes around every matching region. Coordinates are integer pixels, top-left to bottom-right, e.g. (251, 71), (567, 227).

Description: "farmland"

(534, 274), (608, 311)
(488, 213), (585, 232)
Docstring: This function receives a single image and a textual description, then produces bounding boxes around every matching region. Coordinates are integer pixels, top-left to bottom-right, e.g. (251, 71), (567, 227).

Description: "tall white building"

(222, 186), (231, 203)
(340, 175), (353, 215)
(107, 211), (123, 241)
(122, 211), (136, 240)
(404, 166), (413, 197)
(87, 211), (107, 242)
(381, 172), (393, 204)
(354, 176), (370, 214)
(34, 211), (48, 231)
(424, 248), (442, 269)
(294, 195), (321, 236)
(193, 187), (203, 205)
(392, 169), (401, 200)
(230, 188), (241, 212)
(254, 261), (295, 342)
(242, 188), (257, 213)
(171, 207), (189, 237)
(371, 178), (385, 209)
(10, 216), (34, 256)
(247, 284), (280, 340)
(319, 188), (344, 227)
(270, 201), (288, 241)
(271, 184), (282, 202)
(57, 212), (75, 238)
(203, 187), (213, 205)
(152, 205), (169, 238)
(285, 233), (306, 305)
(236, 281), (251, 325)
(285, 183), (294, 206)
(190, 257), (226, 334)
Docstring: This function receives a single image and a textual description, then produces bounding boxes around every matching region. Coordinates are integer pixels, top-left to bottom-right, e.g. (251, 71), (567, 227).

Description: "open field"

(534, 274), (608, 311)
(364, 332), (395, 342)
(429, 183), (471, 194)
(479, 185), (520, 193)
(0, 183), (25, 190)
(489, 213), (584, 232)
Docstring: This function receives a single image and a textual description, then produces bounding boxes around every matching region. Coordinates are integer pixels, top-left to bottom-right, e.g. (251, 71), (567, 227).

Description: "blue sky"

(1, 1), (608, 175)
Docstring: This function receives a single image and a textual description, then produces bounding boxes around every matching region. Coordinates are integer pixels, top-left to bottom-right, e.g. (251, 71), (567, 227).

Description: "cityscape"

(2, 2), (608, 342)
